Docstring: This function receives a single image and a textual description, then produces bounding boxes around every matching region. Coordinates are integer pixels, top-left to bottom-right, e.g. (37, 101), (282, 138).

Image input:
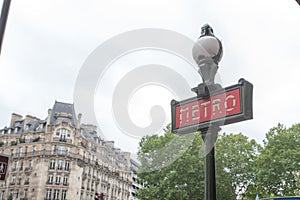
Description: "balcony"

(46, 181), (53, 185)
(63, 182), (69, 186)
(10, 141), (17, 146)
(25, 167), (32, 172)
(19, 138), (26, 143)
(32, 137), (40, 142)
(59, 138), (67, 142)
(57, 167), (63, 171)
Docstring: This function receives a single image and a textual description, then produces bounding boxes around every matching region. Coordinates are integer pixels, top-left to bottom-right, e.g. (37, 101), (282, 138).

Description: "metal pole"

(0, 0), (11, 55)
(194, 83), (221, 200)
(201, 126), (219, 200)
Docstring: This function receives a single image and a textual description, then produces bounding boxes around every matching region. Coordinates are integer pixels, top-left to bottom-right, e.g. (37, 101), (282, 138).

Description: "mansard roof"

(50, 101), (78, 126)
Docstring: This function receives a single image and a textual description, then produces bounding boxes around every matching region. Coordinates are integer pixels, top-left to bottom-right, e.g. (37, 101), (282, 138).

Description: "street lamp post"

(175, 183), (188, 200)
(192, 24), (223, 200)
(171, 23), (253, 200)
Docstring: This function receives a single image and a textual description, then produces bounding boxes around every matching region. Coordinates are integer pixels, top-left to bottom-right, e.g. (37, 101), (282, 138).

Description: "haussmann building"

(0, 101), (135, 200)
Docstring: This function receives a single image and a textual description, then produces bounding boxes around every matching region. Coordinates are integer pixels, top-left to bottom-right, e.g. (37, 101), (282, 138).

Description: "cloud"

(1, 0), (300, 152)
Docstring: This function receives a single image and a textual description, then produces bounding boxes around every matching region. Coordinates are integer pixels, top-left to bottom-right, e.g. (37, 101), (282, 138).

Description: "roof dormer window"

(25, 124), (30, 131)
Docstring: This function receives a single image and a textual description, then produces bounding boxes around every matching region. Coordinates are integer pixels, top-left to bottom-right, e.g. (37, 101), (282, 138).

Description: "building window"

(58, 146), (64, 155)
(18, 147), (22, 157)
(15, 189), (19, 198)
(62, 190), (67, 200)
(24, 189), (28, 198)
(65, 161), (70, 171)
(0, 190), (5, 200)
(13, 161), (18, 171)
(45, 189), (51, 199)
(11, 176), (16, 184)
(57, 160), (63, 170)
(48, 174), (53, 184)
(28, 160), (32, 169)
(54, 189), (59, 199)
(25, 124), (30, 131)
(32, 146), (36, 155)
(40, 123), (44, 129)
(52, 145), (56, 154)
(55, 175), (61, 185)
(66, 147), (71, 156)
(24, 176), (29, 185)
(14, 128), (18, 133)
(56, 128), (70, 139)
(17, 176), (21, 185)
(49, 160), (55, 170)
(63, 176), (68, 185)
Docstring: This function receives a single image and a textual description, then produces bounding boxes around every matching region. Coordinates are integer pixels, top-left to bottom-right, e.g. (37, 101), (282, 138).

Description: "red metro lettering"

(175, 88), (241, 128)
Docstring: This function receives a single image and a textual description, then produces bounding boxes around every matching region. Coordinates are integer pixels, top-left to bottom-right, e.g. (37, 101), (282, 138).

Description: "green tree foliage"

(137, 126), (205, 200)
(255, 123), (300, 198)
(216, 133), (259, 200)
(137, 123), (300, 199)
(137, 125), (259, 200)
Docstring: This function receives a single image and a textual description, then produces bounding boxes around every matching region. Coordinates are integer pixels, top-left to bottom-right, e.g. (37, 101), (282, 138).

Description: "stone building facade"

(0, 101), (132, 200)
(130, 158), (143, 200)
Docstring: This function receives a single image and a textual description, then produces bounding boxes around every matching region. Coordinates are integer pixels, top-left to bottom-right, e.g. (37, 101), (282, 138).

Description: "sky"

(0, 0), (300, 154)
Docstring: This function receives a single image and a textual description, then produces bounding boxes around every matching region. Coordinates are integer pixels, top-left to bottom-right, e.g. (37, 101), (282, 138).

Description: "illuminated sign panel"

(171, 79), (253, 134)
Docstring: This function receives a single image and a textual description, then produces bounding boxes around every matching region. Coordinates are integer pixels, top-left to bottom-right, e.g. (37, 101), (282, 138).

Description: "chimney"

(123, 152), (131, 167)
(46, 109), (52, 125)
(25, 115), (39, 123)
(114, 148), (121, 154)
(104, 141), (115, 148)
(10, 113), (23, 126)
(77, 113), (82, 129)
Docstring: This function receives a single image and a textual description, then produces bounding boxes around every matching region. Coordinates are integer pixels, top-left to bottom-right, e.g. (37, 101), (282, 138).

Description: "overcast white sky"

(0, 0), (300, 153)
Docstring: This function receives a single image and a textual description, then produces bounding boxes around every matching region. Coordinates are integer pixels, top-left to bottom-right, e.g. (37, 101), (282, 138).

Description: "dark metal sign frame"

(171, 78), (253, 134)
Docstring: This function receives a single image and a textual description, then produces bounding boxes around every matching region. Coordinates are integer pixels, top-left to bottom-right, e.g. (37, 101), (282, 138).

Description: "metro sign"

(171, 79), (253, 134)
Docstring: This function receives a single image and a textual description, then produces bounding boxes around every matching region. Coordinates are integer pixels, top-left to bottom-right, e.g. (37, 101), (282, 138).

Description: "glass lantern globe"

(192, 24), (223, 65)
(192, 36), (222, 65)
(191, 24), (223, 86)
